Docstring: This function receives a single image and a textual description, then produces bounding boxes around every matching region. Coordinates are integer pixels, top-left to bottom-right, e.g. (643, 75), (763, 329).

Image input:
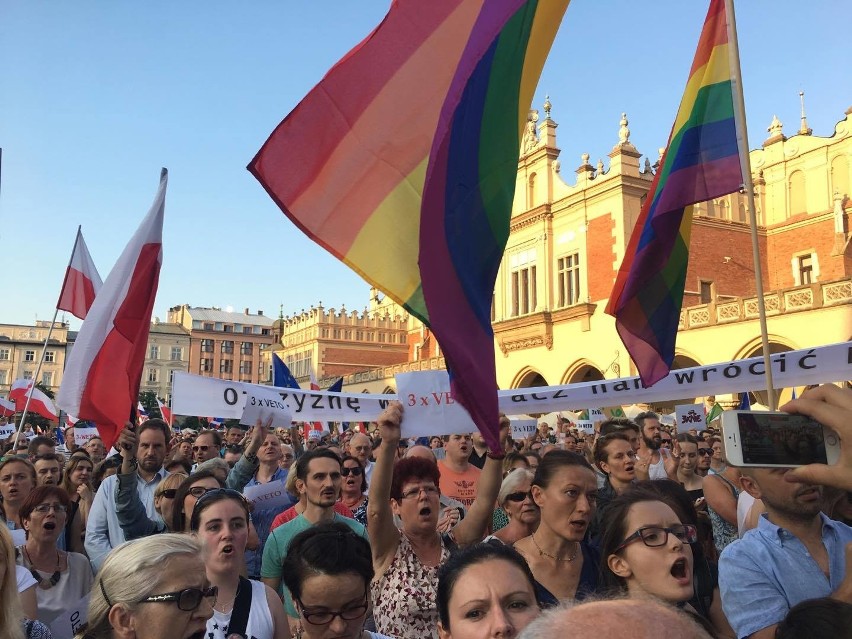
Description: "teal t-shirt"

(261, 513), (367, 615)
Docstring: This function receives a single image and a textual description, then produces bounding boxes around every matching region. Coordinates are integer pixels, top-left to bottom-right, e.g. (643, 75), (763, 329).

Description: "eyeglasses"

(341, 466), (363, 477)
(192, 445), (210, 453)
(697, 448), (713, 456)
(157, 488), (178, 499)
(660, 439), (672, 445)
(504, 490), (533, 503)
(188, 486), (217, 498)
(400, 485), (439, 500)
(33, 503), (68, 514)
(615, 524), (698, 552)
(139, 586), (218, 611)
(296, 594), (369, 625)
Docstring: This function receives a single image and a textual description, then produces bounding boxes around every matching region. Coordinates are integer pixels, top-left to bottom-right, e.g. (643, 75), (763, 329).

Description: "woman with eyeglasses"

(78, 533), (215, 639)
(487, 469), (538, 546)
(437, 543), (541, 639)
(59, 452), (95, 555)
(190, 488), (289, 639)
(282, 522), (390, 639)
(15, 486), (94, 624)
(171, 470), (225, 532)
(1, 456), (36, 534)
(369, 403), (504, 639)
(340, 455), (369, 527)
(589, 432), (637, 541)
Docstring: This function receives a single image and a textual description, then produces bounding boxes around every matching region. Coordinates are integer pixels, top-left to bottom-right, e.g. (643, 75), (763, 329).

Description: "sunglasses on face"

(341, 466), (363, 477)
(192, 445), (210, 452)
(504, 490), (533, 503)
(698, 448), (713, 456)
(158, 489), (178, 499)
(139, 586), (218, 611)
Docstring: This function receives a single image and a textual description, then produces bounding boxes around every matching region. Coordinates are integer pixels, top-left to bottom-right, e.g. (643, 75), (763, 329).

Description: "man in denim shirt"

(719, 466), (852, 638)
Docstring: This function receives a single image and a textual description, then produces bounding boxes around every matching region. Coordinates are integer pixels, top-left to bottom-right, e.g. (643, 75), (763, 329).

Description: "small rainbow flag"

(249, 0), (568, 449)
(606, 0), (745, 387)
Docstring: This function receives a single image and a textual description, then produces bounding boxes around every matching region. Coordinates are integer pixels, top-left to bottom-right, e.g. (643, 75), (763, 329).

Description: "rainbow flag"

(249, 0), (568, 449)
(605, 0), (745, 387)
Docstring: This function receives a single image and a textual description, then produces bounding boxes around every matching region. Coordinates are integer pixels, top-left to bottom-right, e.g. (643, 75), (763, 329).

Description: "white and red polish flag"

(305, 365), (325, 438)
(57, 227), (103, 320)
(9, 379), (58, 421)
(0, 397), (15, 417)
(57, 169), (168, 450)
(156, 397), (172, 427)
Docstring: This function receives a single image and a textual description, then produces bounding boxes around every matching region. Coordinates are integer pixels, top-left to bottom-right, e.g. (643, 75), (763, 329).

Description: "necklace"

(24, 546), (62, 589)
(214, 580), (240, 614)
(531, 533), (579, 562)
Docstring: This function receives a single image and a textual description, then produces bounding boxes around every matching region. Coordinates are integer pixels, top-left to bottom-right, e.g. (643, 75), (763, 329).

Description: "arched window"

(528, 173), (537, 209)
(789, 170), (807, 216)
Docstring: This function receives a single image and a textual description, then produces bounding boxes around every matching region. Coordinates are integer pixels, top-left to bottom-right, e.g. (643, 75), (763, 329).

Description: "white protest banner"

(49, 594), (89, 639)
(240, 387), (293, 429)
(243, 479), (291, 512)
(395, 371), (476, 438)
(576, 420), (596, 435)
(588, 408), (604, 423)
(0, 424), (15, 440)
(675, 404), (706, 432)
(74, 425), (99, 445)
(510, 418), (537, 440)
(172, 342), (852, 422)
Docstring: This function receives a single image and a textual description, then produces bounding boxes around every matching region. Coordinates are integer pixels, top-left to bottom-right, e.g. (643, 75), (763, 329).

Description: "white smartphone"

(721, 410), (840, 468)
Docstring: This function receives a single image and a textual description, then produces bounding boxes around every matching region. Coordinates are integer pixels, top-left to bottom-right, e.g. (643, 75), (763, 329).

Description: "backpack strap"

(226, 576), (253, 639)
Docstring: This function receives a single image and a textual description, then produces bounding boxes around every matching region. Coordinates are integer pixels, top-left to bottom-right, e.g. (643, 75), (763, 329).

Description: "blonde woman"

(76, 534), (214, 639)
(0, 522), (52, 638)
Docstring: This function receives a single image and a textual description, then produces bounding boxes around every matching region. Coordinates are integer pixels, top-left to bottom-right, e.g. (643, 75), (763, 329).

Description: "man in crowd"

(469, 431), (488, 469)
(27, 436), (55, 459)
(261, 448), (366, 618)
(437, 433), (480, 509)
(635, 411), (677, 481)
(191, 429), (221, 467)
(695, 439), (713, 477)
(85, 419), (170, 570)
(63, 425), (79, 453)
(347, 432), (374, 486)
(719, 464), (852, 638)
(222, 444), (243, 469)
(84, 436), (106, 464)
(279, 443), (295, 471)
(33, 453), (62, 486)
(225, 425), (244, 446)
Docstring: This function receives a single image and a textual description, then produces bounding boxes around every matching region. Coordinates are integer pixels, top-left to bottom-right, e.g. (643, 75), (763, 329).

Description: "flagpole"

(12, 228), (82, 448)
(724, 0), (777, 410)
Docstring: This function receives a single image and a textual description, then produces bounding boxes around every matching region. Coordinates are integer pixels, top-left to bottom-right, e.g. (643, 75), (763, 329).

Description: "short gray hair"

(498, 468), (534, 505)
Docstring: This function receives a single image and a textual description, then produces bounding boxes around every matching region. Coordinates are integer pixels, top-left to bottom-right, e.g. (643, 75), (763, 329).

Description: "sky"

(2, 0), (848, 330)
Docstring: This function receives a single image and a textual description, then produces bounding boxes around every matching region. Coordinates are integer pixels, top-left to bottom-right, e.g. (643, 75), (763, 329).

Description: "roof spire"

(798, 90), (812, 135)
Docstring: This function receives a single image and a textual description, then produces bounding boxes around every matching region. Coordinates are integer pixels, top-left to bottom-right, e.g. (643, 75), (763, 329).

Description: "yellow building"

(141, 321), (191, 404)
(0, 321), (69, 395)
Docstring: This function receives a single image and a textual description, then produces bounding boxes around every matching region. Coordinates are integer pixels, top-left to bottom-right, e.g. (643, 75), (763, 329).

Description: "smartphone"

(721, 410), (840, 467)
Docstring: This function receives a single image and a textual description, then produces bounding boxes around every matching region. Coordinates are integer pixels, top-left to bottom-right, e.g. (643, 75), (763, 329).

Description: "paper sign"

(576, 420), (596, 435)
(395, 371), (476, 438)
(0, 424), (15, 440)
(307, 429), (325, 441)
(240, 388), (293, 429)
(510, 419), (537, 440)
(588, 408), (605, 423)
(74, 426), (99, 445)
(675, 404), (706, 432)
(49, 594), (89, 639)
(243, 479), (292, 512)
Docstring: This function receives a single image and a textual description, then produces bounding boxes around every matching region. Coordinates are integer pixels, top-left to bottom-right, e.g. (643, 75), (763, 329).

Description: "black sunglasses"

(341, 466), (363, 477)
(504, 490), (532, 503)
(697, 448), (713, 456)
(158, 488), (178, 499)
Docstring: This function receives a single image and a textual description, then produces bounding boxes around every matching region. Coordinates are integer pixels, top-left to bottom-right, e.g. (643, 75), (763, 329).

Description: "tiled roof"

(187, 308), (275, 327)
(149, 322), (190, 335)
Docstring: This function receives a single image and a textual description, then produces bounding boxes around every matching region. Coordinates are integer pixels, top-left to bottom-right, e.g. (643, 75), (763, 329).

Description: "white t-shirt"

(648, 448), (670, 481)
(16, 564), (37, 592)
(206, 579), (274, 639)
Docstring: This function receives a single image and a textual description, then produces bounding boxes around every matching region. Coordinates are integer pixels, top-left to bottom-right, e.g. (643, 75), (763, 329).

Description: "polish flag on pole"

(8, 379), (58, 421)
(157, 397), (173, 427)
(57, 227), (103, 320)
(56, 169), (168, 450)
(0, 397), (15, 418)
(305, 365), (325, 438)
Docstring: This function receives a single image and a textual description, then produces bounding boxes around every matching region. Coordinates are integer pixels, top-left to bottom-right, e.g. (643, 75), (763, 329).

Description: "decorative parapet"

(679, 278), (851, 330)
(341, 355), (447, 387)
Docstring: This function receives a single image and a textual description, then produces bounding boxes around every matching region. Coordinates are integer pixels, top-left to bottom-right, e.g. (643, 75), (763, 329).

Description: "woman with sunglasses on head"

(512, 451), (601, 607)
(191, 488), (289, 639)
(16, 486), (94, 624)
(283, 522), (392, 639)
(437, 543), (541, 639)
(116, 471), (187, 540)
(486, 469), (538, 546)
(78, 533), (215, 639)
(58, 451), (95, 555)
(340, 455), (369, 527)
(369, 403), (504, 639)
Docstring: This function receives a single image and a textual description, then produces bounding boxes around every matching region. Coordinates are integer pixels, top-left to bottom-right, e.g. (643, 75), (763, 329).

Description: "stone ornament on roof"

(613, 112), (638, 153)
(523, 109), (540, 153)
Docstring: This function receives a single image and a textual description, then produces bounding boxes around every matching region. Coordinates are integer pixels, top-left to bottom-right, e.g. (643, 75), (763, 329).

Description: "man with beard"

(695, 437), (713, 477)
(719, 467), (852, 638)
(635, 411), (678, 481)
(438, 434), (480, 508)
(261, 448), (366, 620)
(85, 419), (170, 570)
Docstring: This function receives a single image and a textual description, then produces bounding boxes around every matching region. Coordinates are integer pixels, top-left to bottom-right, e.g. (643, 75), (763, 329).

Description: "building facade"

(141, 321), (191, 403)
(167, 305), (275, 384)
(0, 321), (69, 395)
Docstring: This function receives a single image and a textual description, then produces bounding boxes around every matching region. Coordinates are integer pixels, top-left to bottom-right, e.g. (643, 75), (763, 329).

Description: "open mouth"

(221, 544), (234, 555)
(624, 463), (635, 473)
(670, 557), (690, 582)
(569, 519), (588, 532)
(419, 506), (432, 517)
(44, 522), (56, 531)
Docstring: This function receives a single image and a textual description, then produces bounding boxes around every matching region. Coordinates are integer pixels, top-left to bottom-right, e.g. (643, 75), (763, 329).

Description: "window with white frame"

(42, 372), (53, 387)
(25, 350), (36, 362)
(557, 253), (581, 307)
(44, 351), (56, 363)
(0, 349), (10, 361)
(147, 368), (159, 383)
(509, 249), (538, 317)
(170, 346), (183, 361)
(149, 345), (160, 360)
(0, 371), (7, 385)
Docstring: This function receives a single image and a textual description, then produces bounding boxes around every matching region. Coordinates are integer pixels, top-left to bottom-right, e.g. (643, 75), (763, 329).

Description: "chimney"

(244, 308), (250, 315)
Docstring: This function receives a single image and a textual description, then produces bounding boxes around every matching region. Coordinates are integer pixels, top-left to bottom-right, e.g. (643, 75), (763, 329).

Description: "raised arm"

(453, 416), (509, 546)
(367, 402), (403, 573)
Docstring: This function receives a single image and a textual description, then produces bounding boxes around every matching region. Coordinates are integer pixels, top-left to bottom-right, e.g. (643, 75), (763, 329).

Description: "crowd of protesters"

(1, 383), (852, 638)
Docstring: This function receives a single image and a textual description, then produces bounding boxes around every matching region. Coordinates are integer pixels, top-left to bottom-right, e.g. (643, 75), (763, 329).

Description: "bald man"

(519, 598), (713, 639)
(348, 433), (375, 488)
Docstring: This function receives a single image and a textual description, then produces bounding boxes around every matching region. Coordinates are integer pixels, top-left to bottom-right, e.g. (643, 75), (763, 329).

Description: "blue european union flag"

(272, 354), (301, 389)
(328, 377), (343, 393)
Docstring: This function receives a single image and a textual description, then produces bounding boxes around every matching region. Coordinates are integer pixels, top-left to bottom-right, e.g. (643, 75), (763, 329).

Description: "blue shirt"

(84, 469), (168, 571)
(719, 512), (852, 638)
(242, 466), (294, 578)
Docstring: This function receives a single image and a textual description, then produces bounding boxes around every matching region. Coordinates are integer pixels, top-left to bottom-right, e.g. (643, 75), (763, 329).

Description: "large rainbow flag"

(605, 0), (745, 387)
(249, 0), (569, 449)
